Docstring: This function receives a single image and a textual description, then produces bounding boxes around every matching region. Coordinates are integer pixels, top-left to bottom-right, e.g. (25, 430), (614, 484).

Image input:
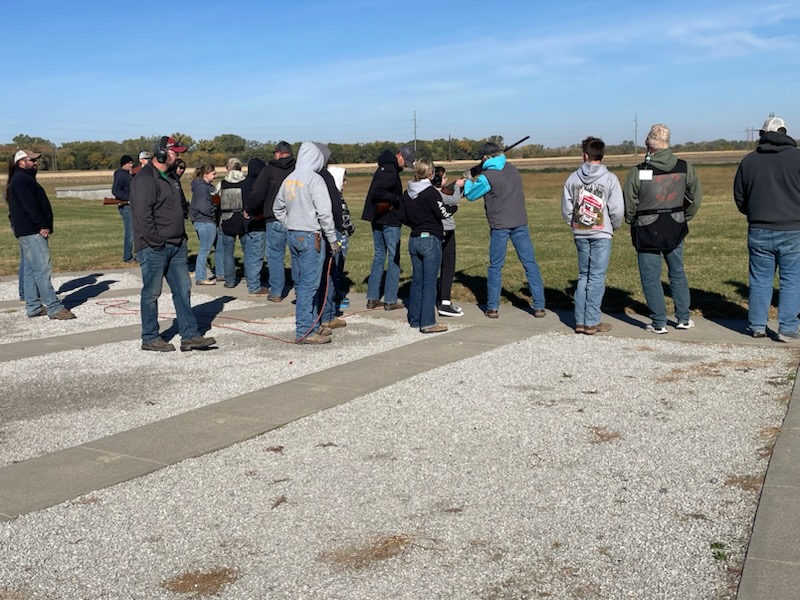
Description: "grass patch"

(318, 533), (441, 569)
(1, 164), (754, 318)
(160, 566), (238, 597)
(588, 426), (622, 444)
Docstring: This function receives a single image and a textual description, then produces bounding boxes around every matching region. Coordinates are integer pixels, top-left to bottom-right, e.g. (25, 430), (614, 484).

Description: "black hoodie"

(734, 131), (800, 230)
(360, 149), (403, 226)
(246, 155), (296, 226)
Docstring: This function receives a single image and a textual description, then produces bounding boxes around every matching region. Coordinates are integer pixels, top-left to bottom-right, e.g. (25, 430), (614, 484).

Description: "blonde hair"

(414, 158), (434, 181)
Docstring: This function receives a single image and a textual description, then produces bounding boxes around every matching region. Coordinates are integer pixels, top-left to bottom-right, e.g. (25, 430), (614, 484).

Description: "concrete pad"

(763, 428), (800, 487)
(206, 381), (356, 425)
(83, 409), (277, 464)
(737, 557), (800, 600)
(745, 484), (800, 564)
(0, 447), (159, 518)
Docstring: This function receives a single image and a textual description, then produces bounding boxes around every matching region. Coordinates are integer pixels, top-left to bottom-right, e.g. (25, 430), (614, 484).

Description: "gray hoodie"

(273, 142), (337, 245)
(561, 162), (624, 239)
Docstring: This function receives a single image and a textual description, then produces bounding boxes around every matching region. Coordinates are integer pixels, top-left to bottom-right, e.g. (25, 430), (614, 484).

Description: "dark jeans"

(437, 229), (456, 303)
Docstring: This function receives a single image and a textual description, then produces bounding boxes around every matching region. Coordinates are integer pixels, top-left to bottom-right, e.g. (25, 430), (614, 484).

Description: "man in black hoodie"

(361, 145), (415, 310)
(734, 115), (800, 341)
(7, 150), (76, 320)
(241, 157), (266, 295)
(247, 141), (296, 300)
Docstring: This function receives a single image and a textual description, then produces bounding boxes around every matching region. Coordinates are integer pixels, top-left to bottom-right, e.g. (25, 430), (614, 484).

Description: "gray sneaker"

(142, 338), (175, 352)
(180, 336), (217, 351)
(777, 331), (800, 343)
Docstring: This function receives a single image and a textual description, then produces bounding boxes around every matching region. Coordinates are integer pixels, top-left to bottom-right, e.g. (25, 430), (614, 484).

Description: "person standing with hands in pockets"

(562, 136), (624, 334)
(273, 142), (340, 345)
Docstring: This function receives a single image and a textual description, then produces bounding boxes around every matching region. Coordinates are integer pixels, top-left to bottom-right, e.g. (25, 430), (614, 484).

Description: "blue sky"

(2, 0), (799, 148)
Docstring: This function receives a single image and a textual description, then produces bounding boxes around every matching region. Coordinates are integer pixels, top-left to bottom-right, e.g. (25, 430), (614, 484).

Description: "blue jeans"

(408, 235), (443, 330)
(242, 230), (266, 293)
(18, 248), (25, 300)
(574, 237), (612, 326)
(118, 204), (134, 262)
(317, 232), (345, 324)
(367, 224), (401, 303)
(219, 231), (237, 286)
(487, 225), (546, 311)
(138, 241), (199, 343)
(214, 225), (226, 280)
(332, 233), (349, 304)
(193, 221), (216, 282)
(637, 241), (691, 328)
(748, 228), (800, 335)
(288, 230), (326, 340)
(267, 221), (295, 297)
(17, 233), (65, 317)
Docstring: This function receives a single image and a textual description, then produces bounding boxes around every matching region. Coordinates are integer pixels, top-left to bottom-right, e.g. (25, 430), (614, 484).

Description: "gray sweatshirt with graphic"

(562, 162), (624, 239)
(273, 142), (337, 245)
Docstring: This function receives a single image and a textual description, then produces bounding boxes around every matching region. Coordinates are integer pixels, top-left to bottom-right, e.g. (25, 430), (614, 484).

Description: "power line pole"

(634, 113), (638, 156)
(413, 111), (417, 152)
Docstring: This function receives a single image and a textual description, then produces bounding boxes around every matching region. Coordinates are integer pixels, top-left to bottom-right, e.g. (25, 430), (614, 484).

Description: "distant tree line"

(0, 132), (753, 172)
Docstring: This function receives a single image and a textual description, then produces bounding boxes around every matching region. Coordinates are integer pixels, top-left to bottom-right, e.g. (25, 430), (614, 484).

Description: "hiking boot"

(575, 324), (585, 334)
(384, 301), (405, 311)
(50, 308), (76, 320)
(675, 319), (695, 330)
(645, 323), (668, 334)
(319, 327), (333, 336)
(28, 307), (47, 318)
(533, 308), (546, 318)
(196, 279), (216, 286)
(438, 303), (463, 317)
(584, 323), (612, 335)
(267, 294), (283, 303)
(366, 299), (384, 309)
(320, 317), (346, 329)
(142, 338), (175, 352)
(421, 323), (448, 334)
(297, 332), (331, 345)
(485, 309), (499, 319)
(180, 336), (217, 351)
(249, 287), (269, 297)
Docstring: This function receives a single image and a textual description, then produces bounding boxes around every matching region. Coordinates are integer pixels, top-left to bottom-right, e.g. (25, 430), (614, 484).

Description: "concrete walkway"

(0, 272), (798, 598)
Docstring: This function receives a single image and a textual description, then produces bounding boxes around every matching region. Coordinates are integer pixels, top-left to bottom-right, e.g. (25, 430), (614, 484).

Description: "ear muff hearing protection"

(154, 136), (170, 163)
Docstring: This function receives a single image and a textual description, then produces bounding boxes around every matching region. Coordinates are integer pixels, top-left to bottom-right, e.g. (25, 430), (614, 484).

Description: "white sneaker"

(676, 319), (695, 330)
(645, 324), (668, 334)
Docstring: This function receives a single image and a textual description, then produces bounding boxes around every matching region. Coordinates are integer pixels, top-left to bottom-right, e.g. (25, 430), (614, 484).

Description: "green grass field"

(1, 164), (750, 318)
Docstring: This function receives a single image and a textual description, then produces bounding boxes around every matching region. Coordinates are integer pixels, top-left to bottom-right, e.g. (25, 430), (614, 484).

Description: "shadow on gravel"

(161, 295), (238, 339)
(63, 280), (119, 308)
(57, 273), (104, 294)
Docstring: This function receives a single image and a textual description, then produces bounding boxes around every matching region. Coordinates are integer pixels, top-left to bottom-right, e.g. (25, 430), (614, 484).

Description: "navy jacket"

(8, 167), (54, 237)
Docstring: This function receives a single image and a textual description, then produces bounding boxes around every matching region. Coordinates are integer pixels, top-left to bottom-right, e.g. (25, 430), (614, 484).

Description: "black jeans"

(437, 229), (456, 303)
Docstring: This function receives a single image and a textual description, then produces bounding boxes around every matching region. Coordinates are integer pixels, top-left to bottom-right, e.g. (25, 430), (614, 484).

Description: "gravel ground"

(0, 272), (268, 345)
(1, 332), (794, 599)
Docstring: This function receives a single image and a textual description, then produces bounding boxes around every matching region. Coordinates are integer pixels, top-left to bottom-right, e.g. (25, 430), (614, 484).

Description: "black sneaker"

(142, 338), (175, 352)
(438, 303), (463, 317)
(180, 335), (217, 351)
